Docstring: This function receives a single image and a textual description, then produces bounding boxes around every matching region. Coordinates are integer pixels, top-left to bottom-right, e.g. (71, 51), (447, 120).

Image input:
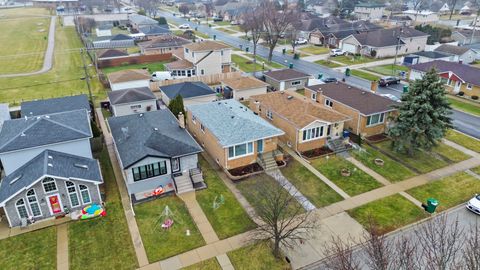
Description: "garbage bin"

(213, 34), (216, 40)
(403, 85), (409, 93)
(282, 48), (286, 54)
(318, 73), (323, 80)
(245, 47), (249, 52)
(293, 53), (300, 59)
(342, 130), (350, 138)
(289, 63), (293, 69)
(426, 198), (439, 213)
(345, 68), (351, 76)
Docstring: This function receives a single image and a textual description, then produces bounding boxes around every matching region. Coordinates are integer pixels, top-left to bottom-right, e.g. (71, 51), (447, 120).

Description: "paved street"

(159, 10), (480, 139)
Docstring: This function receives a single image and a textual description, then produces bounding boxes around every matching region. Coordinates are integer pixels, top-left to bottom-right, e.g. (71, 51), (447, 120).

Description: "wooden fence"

(149, 72), (243, 90)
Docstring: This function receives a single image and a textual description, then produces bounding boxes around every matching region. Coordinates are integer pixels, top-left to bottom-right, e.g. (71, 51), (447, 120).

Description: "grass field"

(0, 24), (106, 105)
(196, 157), (256, 239)
(431, 143), (471, 162)
(217, 27), (237, 34)
(183, 258), (221, 270)
(350, 69), (381, 81)
(227, 243), (290, 270)
(299, 46), (330, 55)
(472, 166), (480, 175)
(333, 55), (382, 65)
(448, 97), (480, 116)
(232, 54), (265, 72)
(348, 194), (427, 233)
(69, 147), (138, 270)
(0, 227), (56, 269)
(102, 62), (167, 74)
(446, 130), (480, 153)
(315, 59), (343, 68)
(366, 64), (409, 76)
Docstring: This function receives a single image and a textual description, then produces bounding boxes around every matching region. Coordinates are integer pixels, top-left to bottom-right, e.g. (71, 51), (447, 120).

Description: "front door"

(257, 140), (264, 153)
(171, 158), (180, 173)
(48, 195), (62, 214)
(454, 81), (462, 93)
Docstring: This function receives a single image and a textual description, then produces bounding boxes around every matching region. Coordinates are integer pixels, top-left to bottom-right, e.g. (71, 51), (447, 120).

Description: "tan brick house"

(249, 92), (351, 153)
(186, 99), (284, 171)
(306, 83), (397, 137)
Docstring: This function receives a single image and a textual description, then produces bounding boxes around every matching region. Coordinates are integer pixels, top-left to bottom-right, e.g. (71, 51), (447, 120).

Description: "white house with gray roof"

(108, 110), (204, 202)
(108, 87), (158, 116)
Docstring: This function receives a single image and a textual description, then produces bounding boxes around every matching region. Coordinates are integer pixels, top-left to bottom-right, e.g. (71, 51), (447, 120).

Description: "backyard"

(134, 196), (205, 262)
(196, 157), (256, 239)
(69, 147), (138, 270)
(101, 61), (167, 74)
(311, 155), (383, 196)
(445, 130), (480, 153)
(448, 97), (480, 116)
(227, 243), (290, 270)
(365, 64), (408, 76)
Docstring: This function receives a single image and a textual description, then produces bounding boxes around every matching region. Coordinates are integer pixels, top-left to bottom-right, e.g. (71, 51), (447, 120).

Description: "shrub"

(458, 91), (465, 96)
(472, 95), (479, 100)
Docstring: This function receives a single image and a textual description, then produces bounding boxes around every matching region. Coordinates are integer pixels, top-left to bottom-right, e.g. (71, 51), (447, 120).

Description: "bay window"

(302, 126), (324, 141)
(228, 142), (254, 159)
(132, 161), (168, 182)
(366, 113), (385, 126)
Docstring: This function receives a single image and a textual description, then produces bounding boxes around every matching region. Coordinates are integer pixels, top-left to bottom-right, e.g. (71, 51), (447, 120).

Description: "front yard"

(298, 46), (330, 55)
(350, 69), (381, 81)
(183, 258), (221, 270)
(0, 227), (57, 269)
(348, 194), (427, 233)
(134, 196), (205, 262)
(447, 97), (480, 117)
(311, 155), (383, 196)
(445, 130), (480, 153)
(227, 243), (290, 270)
(351, 145), (417, 182)
(365, 64), (408, 76)
(196, 157), (256, 239)
(407, 172), (480, 212)
(314, 59), (343, 68)
(332, 55), (382, 65)
(280, 159), (343, 207)
(232, 54), (265, 73)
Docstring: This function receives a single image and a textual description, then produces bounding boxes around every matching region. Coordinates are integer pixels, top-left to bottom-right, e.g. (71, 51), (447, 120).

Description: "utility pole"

(471, 10), (479, 45)
(80, 49), (95, 119)
(393, 28), (403, 76)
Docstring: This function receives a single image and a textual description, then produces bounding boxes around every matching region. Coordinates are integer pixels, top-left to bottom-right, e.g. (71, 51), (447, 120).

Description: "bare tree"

(322, 236), (361, 270)
(137, 0), (159, 18)
(240, 7), (264, 73)
(286, 27), (299, 54)
(448, 0), (459, 20)
(249, 175), (318, 259)
(392, 236), (420, 270)
(361, 219), (394, 270)
(178, 4), (190, 17)
(463, 221), (480, 270)
(415, 215), (464, 270)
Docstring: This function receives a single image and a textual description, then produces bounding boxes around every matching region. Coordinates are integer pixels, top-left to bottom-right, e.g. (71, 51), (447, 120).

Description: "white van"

(151, 71), (172, 81)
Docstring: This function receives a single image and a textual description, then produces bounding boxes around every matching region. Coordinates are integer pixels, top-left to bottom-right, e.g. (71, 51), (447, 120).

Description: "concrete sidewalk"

(57, 224), (69, 270)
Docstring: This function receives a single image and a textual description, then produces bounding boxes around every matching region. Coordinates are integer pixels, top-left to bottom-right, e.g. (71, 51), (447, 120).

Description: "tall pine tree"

(388, 68), (452, 156)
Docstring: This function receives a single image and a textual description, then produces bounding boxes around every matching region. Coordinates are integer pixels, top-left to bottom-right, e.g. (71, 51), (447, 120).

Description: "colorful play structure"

(71, 204), (106, 220)
(155, 205), (181, 230)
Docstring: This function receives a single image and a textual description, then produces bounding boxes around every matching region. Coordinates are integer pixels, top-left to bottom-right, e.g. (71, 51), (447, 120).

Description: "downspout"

(357, 114), (361, 135)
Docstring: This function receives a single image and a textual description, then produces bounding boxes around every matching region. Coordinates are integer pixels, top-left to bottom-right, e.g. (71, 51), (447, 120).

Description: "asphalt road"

(160, 10), (480, 139)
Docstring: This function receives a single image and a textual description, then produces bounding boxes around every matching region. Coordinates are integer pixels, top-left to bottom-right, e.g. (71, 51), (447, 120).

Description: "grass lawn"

(196, 157), (256, 239)
(431, 142), (471, 162)
(375, 141), (449, 174)
(0, 7), (51, 16)
(314, 59), (343, 68)
(366, 64), (409, 76)
(213, 21), (232, 26)
(102, 61), (167, 74)
(246, 54), (285, 69)
(135, 196), (205, 262)
(195, 31), (210, 39)
(348, 194), (427, 233)
(232, 54), (264, 72)
(281, 159), (343, 207)
(0, 227), (56, 269)
(448, 97), (480, 116)
(182, 258), (221, 270)
(472, 166), (480, 175)
(217, 27), (237, 34)
(350, 69), (381, 81)
(296, 89), (305, 95)
(287, 50), (309, 57)
(351, 145), (416, 182)
(0, 24), (106, 106)
(227, 243), (290, 270)
(407, 172), (480, 212)
(299, 46), (330, 55)
(445, 130), (480, 153)
(0, 16), (50, 74)
(69, 147), (138, 270)
(126, 46), (140, 54)
(311, 155), (383, 196)
(332, 55), (382, 65)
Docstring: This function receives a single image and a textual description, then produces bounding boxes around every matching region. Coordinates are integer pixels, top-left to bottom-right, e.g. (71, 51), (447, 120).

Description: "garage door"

(342, 43), (357, 54)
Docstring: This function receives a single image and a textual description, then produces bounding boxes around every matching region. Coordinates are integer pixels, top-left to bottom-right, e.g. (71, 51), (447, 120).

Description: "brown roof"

(263, 69), (310, 81)
(107, 69), (151, 84)
(222, 76), (269, 91)
(250, 92), (350, 128)
(165, 59), (194, 70)
(183, 40), (230, 52)
(138, 35), (191, 50)
(307, 82), (396, 115)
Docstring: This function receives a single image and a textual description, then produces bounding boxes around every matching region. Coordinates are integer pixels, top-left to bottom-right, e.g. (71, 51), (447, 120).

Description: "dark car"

(379, 76), (400, 87)
(322, 77), (338, 83)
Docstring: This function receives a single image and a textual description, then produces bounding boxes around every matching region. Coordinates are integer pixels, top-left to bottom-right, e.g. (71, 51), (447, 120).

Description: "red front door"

(49, 195), (62, 214)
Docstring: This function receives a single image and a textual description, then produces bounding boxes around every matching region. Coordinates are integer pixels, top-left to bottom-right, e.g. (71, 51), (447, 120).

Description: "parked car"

(322, 77), (338, 83)
(467, 194), (480, 215)
(213, 17), (223, 22)
(380, 93), (401, 102)
(330, 49), (346, 56)
(295, 38), (308, 45)
(379, 76), (400, 87)
(179, 24), (190, 29)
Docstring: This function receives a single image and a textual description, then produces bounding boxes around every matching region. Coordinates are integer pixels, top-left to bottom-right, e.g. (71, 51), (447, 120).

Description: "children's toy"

(161, 218), (174, 229)
(71, 204), (106, 220)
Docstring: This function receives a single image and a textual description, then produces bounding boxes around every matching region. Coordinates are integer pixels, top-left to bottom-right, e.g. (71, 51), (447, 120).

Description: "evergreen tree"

(168, 95), (185, 118)
(388, 68), (452, 156)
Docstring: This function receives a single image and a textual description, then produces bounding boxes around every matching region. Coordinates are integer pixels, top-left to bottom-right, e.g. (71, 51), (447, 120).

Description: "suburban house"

(409, 60), (480, 97)
(248, 92), (351, 153)
(221, 76), (269, 100)
(97, 49), (129, 60)
(354, 3), (385, 21)
(306, 82), (397, 137)
(402, 10), (439, 23)
(434, 44), (477, 64)
(159, 81), (217, 106)
(0, 109), (103, 227)
(128, 14), (158, 32)
(108, 110), (204, 202)
(95, 25), (112, 37)
(403, 51), (454, 65)
(138, 35), (191, 55)
(263, 69), (311, 91)
(452, 30), (480, 45)
(138, 24), (171, 38)
(340, 27), (429, 58)
(108, 87), (158, 116)
(107, 69), (151, 91)
(186, 99), (284, 172)
(91, 34), (135, 49)
(165, 41), (232, 77)
(385, 15), (412, 27)
(21, 94), (90, 117)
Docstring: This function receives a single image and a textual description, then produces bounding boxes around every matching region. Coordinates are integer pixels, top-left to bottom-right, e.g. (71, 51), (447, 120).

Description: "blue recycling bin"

(342, 130), (350, 138)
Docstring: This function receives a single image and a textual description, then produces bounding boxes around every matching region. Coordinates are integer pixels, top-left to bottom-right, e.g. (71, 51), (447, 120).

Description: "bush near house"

(414, 25), (452, 45)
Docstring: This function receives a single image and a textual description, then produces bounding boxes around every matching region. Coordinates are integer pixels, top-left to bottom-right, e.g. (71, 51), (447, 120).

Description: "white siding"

(111, 100), (157, 116)
(409, 70), (425, 81)
(233, 87), (267, 101)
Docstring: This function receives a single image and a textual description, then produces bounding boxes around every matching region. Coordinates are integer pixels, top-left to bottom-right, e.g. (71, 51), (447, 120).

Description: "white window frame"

(266, 110), (273, 120)
(192, 115), (196, 124)
(311, 92), (317, 101)
(26, 189), (42, 218)
(79, 185), (92, 205)
(366, 113), (385, 127)
(228, 142), (254, 160)
(200, 123), (205, 133)
(291, 80), (301, 86)
(302, 126), (324, 142)
(467, 83), (473, 90)
(65, 181), (80, 208)
(16, 198), (29, 219)
(42, 177), (57, 194)
(325, 99), (333, 107)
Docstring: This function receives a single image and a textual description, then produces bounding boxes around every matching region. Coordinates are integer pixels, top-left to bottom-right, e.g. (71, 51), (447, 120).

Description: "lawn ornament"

(71, 204), (106, 220)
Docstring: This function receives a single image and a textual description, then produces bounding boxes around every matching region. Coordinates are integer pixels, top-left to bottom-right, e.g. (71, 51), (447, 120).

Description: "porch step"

(257, 152), (278, 172)
(327, 138), (347, 153)
(174, 174), (194, 194)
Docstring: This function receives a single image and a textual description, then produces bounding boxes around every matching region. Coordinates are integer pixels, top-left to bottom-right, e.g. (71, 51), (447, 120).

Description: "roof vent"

(48, 163), (53, 167)
(153, 127), (159, 131)
(74, 163), (89, 169)
(362, 91), (366, 94)
(45, 115), (50, 118)
(121, 127), (129, 139)
(20, 132), (26, 137)
(10, 174), (23, 185)
(36, 116), (41, 120)
(24, 116), (28, 121)
(348, 86), (351, 89)
(139, 113), (144, 117)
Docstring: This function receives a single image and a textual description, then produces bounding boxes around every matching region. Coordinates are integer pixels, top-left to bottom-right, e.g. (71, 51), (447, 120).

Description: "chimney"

(178, 112), (185, 129)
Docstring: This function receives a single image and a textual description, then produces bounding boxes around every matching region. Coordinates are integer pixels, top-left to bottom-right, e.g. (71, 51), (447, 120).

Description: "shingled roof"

(183, 40), (230, 52)
(352, 27), (428, 47)
(21, 95), (90, 117)
(108, 87), (157, 105)
(410, 60), (480, 86)
(434, 44), (471, 56)
(138, 35), (191, 49)
(107, 69), (151, 84)
(222, 76), (269, 91)
(263, 69), (310, 81)
(159, 81), (216, 100)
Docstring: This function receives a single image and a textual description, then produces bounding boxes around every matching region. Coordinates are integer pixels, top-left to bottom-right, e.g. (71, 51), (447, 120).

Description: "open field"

(0, 7), (51, 16)
(448, 97), (480, 116)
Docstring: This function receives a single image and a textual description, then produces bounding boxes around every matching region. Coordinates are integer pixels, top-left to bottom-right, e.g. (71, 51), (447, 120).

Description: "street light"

(262, 61), (265, 71)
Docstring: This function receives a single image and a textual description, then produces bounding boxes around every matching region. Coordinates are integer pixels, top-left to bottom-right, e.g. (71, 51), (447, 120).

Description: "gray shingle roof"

(434, 44), (471, 55)
(410, 60), (480, 86)
(139, 24), (171, 36)
(108, 87), (157, 105)
(0, 110), (91, 153)
(160, 82), (216, 100)
(108, 110), (202, 168)
(263, 69), (310, 81)
(0, 150), (102, 205)
(21, 95), (90, 117)
(187, 99), (284, 147)
(412, 51), (452, 58)
(352, 27), (428, 47)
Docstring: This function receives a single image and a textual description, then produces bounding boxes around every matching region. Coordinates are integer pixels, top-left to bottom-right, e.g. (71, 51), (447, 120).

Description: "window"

(42, 177), (57, 193)
(192, 52), (195, 57)
(367, 113), (385, 126)
(79, 185), (91, 204)
(291, 80), (301, 86)
(302, 126), (324, 141)
(192, 69), (196, 75)
(132, 161), (168, 181)
(185, 48), (189, 53)
(16, 199), (28, 219)
(311, 92), (317, 100)
(325, 99), (333, 107)
(192, 115), (196, 124)
(130, 104), (141, 109)
(467, 83), (473, 90)
(27, 189), (42, 217)
(66, 181), (80, 207)
(200, 124), (205, 133)
(266, 110), (273, 120)
(221, 50), (224, 56)
(228, 142), (254, 159)
(201, 69), (205, 75)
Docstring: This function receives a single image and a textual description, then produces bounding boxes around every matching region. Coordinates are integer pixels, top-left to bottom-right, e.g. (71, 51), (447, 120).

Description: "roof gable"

(410, 60), (480, 86)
